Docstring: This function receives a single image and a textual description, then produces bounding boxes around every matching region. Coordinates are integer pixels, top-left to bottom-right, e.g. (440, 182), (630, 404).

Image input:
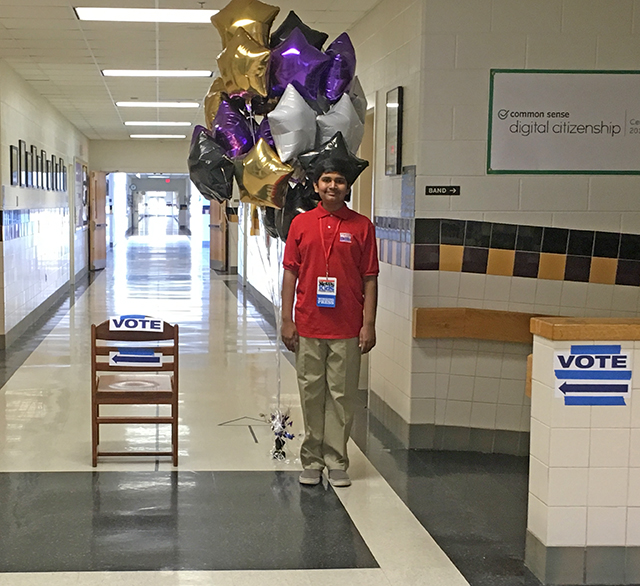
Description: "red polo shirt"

(283, 202), (379, 339)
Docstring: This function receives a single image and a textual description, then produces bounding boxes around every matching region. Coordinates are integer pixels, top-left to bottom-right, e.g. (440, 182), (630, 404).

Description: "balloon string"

(246, 99), (258, 144)
(253, 207), (284, 411)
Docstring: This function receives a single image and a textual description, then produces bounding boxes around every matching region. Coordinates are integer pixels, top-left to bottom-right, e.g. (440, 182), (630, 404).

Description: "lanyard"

(319, 216), (341, 278)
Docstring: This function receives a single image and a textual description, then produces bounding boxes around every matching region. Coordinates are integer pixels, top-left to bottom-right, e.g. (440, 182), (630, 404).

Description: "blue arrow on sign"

(112, 355), (161, 365)
(559, 382), (629, 394)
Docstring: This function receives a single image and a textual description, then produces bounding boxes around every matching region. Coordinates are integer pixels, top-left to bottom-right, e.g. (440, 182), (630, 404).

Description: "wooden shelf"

(413, 307), (539, 344)
(531, 317), (640, 341)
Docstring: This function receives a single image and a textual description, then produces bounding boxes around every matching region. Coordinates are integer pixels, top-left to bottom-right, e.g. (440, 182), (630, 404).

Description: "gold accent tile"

(439, 244), (463, 272)
(487, 248), (515, 276)
(589, 257), (617, 284)
(538, 253), (566, 281)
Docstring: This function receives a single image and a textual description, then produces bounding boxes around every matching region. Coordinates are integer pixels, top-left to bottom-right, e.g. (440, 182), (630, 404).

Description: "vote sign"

(109, 315), (163, 333)
(554, 345), (632, 406)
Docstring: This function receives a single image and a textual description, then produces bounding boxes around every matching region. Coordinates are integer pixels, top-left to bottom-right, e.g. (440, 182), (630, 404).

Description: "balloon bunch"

(188, 0), (370, 242)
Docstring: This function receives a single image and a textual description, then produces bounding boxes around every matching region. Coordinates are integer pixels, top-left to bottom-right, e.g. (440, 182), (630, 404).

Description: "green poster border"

(487, 69), (640, 175)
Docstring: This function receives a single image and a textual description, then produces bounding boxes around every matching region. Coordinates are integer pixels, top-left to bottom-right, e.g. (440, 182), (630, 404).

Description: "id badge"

(317, 277), (337, 308)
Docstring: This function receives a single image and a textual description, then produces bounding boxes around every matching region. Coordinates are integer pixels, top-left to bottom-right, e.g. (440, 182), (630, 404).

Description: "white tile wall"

(352, 0), (640, 445)
(0, 60), (88, 336)
(530, 335), (640, 547)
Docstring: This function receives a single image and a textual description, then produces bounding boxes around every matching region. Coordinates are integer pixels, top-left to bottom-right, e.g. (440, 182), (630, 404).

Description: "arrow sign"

(559, 382), (629, 394)
(425, 185), (461, 196)
(109, 351), (162, 367)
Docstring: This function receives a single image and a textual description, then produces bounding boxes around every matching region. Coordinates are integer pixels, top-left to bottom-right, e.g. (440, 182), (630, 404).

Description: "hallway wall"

(349, 0), (640, 451)
(0, 59), (89, 343)
(89, 140), (191, 174)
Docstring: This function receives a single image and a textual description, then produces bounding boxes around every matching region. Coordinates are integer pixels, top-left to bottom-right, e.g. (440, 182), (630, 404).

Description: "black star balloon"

(188, 126), (235, 203)
(262, 206), (280, 239)
(276, 181), (319, 241)
(298, 131), (369, 187)
(269, 11), (328, 50)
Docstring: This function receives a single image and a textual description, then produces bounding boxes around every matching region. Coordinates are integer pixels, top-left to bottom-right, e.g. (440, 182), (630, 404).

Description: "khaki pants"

(295, 336), (361, 471)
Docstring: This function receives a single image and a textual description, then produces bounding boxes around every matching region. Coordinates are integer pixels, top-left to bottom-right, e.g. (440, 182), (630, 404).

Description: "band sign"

(109, 315), (163, 332)
(554, 345), (632, 406)
(425, 186), (461, 195)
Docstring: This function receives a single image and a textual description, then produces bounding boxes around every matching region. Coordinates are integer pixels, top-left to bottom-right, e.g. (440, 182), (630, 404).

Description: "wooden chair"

(91, 318), (179, 466)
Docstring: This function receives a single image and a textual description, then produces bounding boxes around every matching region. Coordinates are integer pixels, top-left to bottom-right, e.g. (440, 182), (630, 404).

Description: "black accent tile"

(567, 229), (595, 256)
(440, 219), (465, 245)
(616, 260), (640, 286)
(440, 426), (471, 451)
(544, 546), (586, 585)
(626, 547), (640, 584)
(493, 430), (525, 456)
(461, 247), (489, 273)
(541, 227), (569, 254)
(513, 251), (540, 278)
(593, 231), (620, 258)
(490, 223), (517, 250)
(619, 233), (640, 261)
(564, 255), (591, 282)
(515, 225), (543, 252)
(415, 219), (440, 245)
(586, 547), (626, 585)
(0, 471), (377, 572)
(414, 244), (439, 271)
(464, 221), (491, 248)
(468, 428), (495, 453)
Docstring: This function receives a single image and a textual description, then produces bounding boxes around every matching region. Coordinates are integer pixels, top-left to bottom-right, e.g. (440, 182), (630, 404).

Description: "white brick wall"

(529, 334), (640, 547)
(0, 59), (88, 335)
(350, 0), (640, 431)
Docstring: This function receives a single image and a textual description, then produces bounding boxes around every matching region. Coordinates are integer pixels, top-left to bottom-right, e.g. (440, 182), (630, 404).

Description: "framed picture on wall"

(45, 159), (52, 190)
(385, 86), (404, 176)
(25, 150), (33, 188)
(51, 155), (57, 191)
(10, 145), (19, 186)
(40, 150), (47, 189)
(62, 164), (67, 192)
(59, 158), (65, 191)
(30, 146), (38, 188)
(35, 155), (41, 189)
(18, 140), (26, 186)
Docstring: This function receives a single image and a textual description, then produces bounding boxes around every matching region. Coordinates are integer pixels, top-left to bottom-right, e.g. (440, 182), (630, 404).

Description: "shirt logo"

(339, 232), (352, 243)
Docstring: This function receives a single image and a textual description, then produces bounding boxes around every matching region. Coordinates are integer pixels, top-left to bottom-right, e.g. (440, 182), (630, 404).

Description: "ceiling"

(0, 0), (379, 141)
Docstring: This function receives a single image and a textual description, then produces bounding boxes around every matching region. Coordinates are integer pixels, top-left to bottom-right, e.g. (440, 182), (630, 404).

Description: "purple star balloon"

(258, 117), (276, 150)
(212, 100), (255, 158)
(323, 33), (356, 103)
(269, 28), (331, 102)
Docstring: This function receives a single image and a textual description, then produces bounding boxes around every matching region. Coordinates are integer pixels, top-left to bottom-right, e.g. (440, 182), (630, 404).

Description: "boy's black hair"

(311, 159), (353, 187)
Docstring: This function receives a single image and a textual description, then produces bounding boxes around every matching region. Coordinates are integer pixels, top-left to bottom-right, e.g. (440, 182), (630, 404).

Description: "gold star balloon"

(204, 77), (226, 130)
(211, 0), (279, 49)
(236, 139), (293, 208)
(217, 27), (270, 98)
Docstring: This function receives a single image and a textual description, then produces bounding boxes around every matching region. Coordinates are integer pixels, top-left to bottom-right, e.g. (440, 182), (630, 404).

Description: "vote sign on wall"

(554, 345), (632, 406)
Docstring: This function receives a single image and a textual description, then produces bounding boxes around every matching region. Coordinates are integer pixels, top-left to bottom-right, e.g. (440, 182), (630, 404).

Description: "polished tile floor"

(0, 216), (470, 585)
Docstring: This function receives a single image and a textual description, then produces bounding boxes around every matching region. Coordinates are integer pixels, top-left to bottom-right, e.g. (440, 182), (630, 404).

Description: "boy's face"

(314, 171), (350, 210)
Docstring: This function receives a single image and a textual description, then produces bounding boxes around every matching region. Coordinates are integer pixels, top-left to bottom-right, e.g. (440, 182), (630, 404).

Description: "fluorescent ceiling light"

(125, 121), (192, 127)
(74, 7), (218, 23)
(103, 70), (212, 77)
(117, 101), (199, 108)
(130, 134), (186, 139)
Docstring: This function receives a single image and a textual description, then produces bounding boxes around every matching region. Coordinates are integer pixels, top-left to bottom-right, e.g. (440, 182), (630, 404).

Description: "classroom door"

(90, 171), (107, 270)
